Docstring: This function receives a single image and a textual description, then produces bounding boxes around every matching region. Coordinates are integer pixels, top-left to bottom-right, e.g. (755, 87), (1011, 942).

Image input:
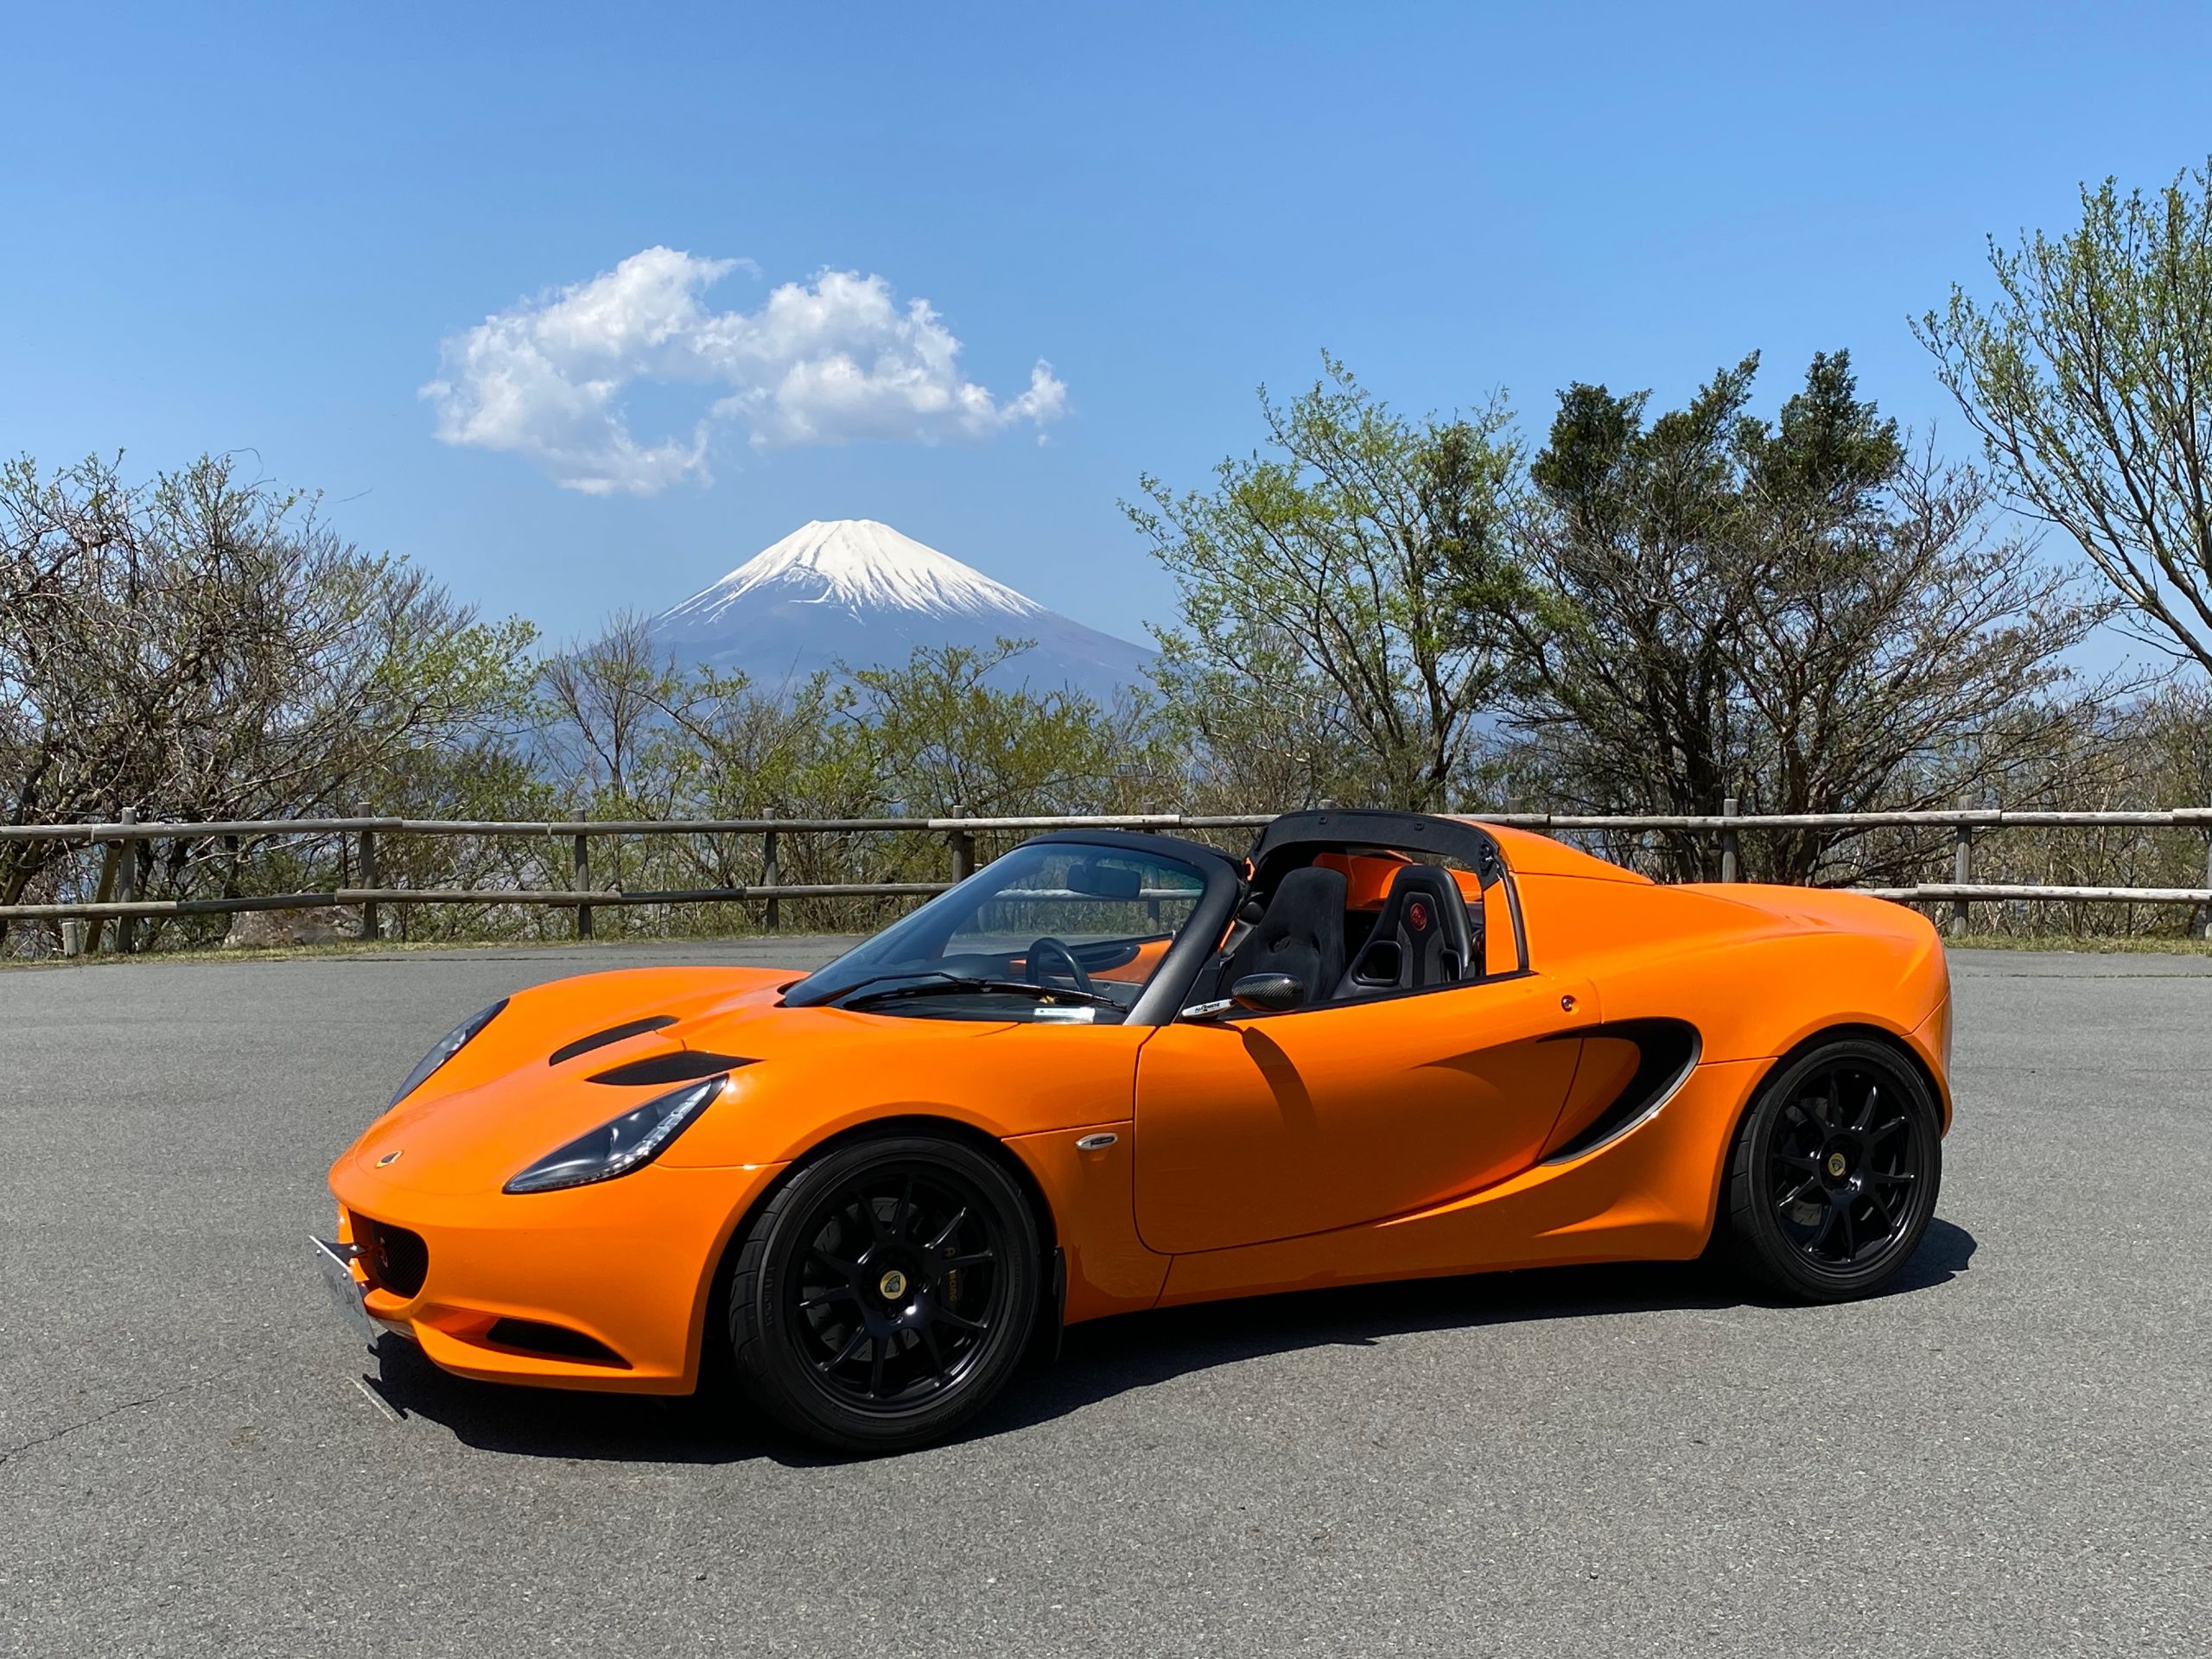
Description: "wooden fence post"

(1719, 797), (1739, 883)
(762, 815), (780, 932)
(114, 808), (139, 955)
(572, 810), (593, 940)
(358, 805), (379, 942)
(84, 835), (119, 956)
(1951, 795), (1974, 939)
(2197, 830), (2212, 942)
(948, 803), (975, 884)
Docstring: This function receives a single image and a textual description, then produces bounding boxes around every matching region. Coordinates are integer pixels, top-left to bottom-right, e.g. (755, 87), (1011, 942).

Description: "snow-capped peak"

(664, 519), (1046, 622)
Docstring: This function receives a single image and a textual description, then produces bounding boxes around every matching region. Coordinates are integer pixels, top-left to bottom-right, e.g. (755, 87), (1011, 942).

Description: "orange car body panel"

(327, 817), (1950, 1395)
(1132, 969), (1598, 1254)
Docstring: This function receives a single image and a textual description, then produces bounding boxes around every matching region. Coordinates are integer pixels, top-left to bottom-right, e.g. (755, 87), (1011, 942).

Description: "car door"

(1132, 969), (1599, 1255)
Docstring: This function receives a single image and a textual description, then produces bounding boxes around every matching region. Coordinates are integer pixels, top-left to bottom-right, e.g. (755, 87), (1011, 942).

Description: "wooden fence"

(5, 801), (2212, 953)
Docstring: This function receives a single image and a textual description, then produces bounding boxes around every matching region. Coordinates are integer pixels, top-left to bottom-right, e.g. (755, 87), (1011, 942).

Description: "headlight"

(503, 1074), (729, 1195)
(390, 999), (508, 1109)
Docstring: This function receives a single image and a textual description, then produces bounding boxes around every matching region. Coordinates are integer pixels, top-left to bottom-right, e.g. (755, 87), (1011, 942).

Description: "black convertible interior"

(1199, 853), (1488, 1012)
(786, 812), (1510, 1026)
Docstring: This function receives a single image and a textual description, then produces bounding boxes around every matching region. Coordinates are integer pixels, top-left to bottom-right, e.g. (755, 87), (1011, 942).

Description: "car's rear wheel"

(1724, 1037), (1942, 1301)
(727, 1135), (1041, 1453)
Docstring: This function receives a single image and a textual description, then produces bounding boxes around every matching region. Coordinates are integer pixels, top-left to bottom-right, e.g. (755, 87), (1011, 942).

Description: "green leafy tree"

(600, 640), (1173, 930)
(1918, 164), (2212, 674)
(658, 665), (880, 918)
(675, 668), (875, 821)
(1500, 352), (2101, 882)
(1128, 356), (1527, 811)
(848, 639), (1173, 818)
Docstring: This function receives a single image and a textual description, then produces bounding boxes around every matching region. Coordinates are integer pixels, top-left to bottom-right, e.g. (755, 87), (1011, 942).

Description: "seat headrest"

(1381, 863), (1465, 942)
(1220, 864), (1348, 1007)
(1333, 861), (1476, 999)
(1254, 865), (1347, 943)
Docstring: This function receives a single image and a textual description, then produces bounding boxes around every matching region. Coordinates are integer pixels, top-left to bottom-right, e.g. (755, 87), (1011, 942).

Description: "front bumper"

(327, 1159), (783, 1394)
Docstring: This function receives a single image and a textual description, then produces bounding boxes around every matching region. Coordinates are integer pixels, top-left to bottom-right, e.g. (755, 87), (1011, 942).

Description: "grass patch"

(0, 931), (836, 970)
(1948, 932), (2212, 956)
(2, 937), (594, 970)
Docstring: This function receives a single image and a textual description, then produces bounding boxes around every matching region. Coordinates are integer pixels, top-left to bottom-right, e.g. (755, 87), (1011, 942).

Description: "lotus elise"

(321, 809), (1951, 1452)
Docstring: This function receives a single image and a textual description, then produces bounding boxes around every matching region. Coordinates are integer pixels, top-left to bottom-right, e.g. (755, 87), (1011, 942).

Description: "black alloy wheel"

(727, 1135), (1041, 1452)
(1725, 1037), (1942, 1301)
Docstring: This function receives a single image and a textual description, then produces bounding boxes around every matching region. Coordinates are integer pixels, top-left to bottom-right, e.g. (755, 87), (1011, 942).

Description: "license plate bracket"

(312, 1236), (382, 1352)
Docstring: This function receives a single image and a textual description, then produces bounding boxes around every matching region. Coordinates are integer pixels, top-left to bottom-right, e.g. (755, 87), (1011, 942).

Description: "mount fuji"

(645, 519), (1156, 702)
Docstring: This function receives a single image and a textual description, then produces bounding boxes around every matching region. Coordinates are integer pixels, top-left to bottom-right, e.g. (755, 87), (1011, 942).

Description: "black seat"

(1335, 863), (1476, 999)
(1217, 865), (1346, 1008)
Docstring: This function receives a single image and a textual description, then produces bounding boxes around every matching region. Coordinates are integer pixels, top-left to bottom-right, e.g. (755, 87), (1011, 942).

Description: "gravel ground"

(1, 942), (2205, 1656)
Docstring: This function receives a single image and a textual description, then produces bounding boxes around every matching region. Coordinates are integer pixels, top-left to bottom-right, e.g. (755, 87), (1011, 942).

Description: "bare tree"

(0, 452), (536, 944)
(537, 611), (680, 805)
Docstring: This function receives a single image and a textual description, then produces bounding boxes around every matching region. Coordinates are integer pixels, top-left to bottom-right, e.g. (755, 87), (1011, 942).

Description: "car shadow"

(360, 1217), (1976, 1466)
(984, 1216), (1977, 1442)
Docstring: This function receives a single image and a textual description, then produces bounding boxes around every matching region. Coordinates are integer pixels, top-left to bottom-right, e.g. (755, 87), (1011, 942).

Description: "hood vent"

(549, 1015), (678, 1067)
(588, 1052), (756, 1087)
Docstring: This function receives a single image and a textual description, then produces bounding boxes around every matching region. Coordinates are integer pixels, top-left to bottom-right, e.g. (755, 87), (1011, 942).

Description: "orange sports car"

(321, 809), (1951, 1452)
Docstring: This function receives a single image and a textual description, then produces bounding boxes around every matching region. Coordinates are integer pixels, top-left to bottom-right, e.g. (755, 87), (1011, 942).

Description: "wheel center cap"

(878, 1268), (909, 1300)
(1827, 1151), (1848, 1178)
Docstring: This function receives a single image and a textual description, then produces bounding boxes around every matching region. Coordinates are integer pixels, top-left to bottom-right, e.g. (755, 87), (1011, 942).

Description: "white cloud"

(422, 248), (1069, 495)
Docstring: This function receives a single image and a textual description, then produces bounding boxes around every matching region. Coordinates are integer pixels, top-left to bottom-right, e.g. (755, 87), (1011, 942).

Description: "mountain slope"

(645, 519), (1154, 702)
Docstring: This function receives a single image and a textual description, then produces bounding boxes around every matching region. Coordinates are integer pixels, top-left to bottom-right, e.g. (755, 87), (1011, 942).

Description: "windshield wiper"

(839, 976), (1121, 1010)
(791, 968), (968, 1007)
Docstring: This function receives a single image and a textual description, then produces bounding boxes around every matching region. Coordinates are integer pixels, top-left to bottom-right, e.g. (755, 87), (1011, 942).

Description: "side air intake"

(351, 1213), (429, 1299)
(1543, 1019), (1700, 1164)
(483, 1319), (629, 1368)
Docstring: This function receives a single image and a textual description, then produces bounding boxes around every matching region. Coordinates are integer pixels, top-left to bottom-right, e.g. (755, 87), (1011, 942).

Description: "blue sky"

(6, 2), (2209, 651)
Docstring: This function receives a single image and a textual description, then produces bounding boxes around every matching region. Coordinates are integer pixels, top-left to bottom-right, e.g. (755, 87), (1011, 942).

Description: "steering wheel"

(1024, 936), (1096, 995)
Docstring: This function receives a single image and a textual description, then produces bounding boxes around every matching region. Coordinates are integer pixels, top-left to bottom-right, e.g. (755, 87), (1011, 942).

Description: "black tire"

(727, 1134), (1042, 1453)
(1724, 1037), (1942, 1302)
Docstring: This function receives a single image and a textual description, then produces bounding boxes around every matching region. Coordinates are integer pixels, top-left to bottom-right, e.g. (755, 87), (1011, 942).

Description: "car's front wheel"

(1724, 1037), (1943, 1301)
(727, 1134), (1042, 1453)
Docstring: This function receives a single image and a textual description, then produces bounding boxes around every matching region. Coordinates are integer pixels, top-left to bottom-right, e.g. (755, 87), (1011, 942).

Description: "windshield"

(783, 840), (1216, 1022)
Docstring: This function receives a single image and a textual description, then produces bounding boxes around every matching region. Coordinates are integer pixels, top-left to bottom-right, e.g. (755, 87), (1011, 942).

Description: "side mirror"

(1179, 970), (1306, 1021)
(1230, 971), (1305, 1012)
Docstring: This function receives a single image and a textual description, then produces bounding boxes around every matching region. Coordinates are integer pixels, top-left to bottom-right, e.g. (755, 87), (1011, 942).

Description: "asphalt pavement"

(1, 941), (2206, 1656)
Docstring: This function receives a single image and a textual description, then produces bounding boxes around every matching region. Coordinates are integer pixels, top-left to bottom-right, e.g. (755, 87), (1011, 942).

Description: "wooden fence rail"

(6, 806), (2211, 953)
(13, 806), (2212, 842)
